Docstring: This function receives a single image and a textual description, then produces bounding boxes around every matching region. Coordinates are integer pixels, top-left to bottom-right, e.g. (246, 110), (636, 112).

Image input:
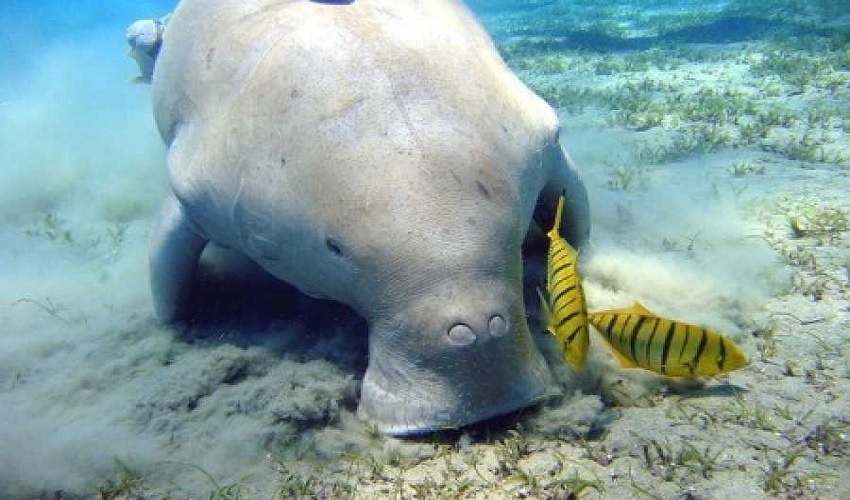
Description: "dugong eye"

(325, 236), (345, 257)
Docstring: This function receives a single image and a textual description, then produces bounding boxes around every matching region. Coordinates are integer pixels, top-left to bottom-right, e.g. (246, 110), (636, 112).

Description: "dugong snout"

(358, 280), (558, 435)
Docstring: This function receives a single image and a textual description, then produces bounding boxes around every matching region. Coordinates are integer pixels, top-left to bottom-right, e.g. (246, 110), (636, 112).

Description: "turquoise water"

(1, 1), (848, 498)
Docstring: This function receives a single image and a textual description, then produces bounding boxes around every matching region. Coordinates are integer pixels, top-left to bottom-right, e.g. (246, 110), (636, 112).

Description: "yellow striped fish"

(538, 194), (590, 369)
(588, 303), (747, 377)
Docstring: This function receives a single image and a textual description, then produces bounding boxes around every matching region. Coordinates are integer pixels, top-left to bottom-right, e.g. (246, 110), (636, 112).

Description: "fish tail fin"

(548, 192), (566, 240)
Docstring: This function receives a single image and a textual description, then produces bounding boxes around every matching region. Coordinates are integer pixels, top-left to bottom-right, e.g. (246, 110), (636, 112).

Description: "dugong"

(149, 0), (590, 435)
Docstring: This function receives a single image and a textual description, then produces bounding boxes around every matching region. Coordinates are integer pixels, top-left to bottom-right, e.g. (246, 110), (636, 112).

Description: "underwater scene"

(1, 0), (848, 498)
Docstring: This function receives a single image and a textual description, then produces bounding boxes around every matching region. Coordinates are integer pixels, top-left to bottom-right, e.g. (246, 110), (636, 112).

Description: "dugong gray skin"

(149, 0), (590, 435)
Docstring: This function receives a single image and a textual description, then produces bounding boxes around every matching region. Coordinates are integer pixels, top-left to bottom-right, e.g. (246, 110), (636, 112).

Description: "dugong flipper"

(148, 0), (589, 435)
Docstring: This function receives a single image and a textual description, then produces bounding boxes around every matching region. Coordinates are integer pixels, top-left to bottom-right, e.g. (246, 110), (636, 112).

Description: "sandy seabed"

(1, 1), (848, 498)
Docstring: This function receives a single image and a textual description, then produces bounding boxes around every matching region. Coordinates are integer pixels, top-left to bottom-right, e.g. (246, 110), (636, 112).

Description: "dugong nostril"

(447, 323), (476, 346)
(489, 315), (508, 337)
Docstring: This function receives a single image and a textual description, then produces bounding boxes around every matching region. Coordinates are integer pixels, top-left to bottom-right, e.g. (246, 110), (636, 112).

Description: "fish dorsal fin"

(591, 302), (655, 317)
(548, 194), (565, 240)
(632, 302), (655, 315)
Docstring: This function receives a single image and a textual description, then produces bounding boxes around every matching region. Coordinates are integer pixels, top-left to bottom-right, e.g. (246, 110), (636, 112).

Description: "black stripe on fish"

(616, 315), (631, 352)
(660, 320), (676, 375)
(565, 323), (583, 342)
(554, 296), (578, 316)
(557, 310), (581, 328)
(690, 326), (709, 376)
(631, 316), (647, 364)
(644, 317), (660, 370)
(552, 285), (577, 309)
(551, 260), (573, 277)
(548, 246), (565, 260)
(551, 273), (573, 291)
(678, 324), (691, 363)
(718, 336), (727, 371)
(602, 315), (616, 341)
(626, 315), (639, 363)
(550, 245), (568, 261)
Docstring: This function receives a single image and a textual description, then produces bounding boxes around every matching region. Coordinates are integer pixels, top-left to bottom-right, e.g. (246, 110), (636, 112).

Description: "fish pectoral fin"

(537, 288), (553, 332)
(657, 358), (706, 378)
(564, 348), (587, 370)
(611, 349), (637, 369)
(563, 332), (590, 370)
(675, 358), (701, 378)
(596, 335), (637, 368)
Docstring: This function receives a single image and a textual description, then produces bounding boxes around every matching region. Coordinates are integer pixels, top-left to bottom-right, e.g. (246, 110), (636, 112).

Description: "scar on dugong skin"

(142, 0), (590, 435)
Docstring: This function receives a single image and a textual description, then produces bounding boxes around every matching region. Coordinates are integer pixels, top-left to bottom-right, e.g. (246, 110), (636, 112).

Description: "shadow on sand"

(169, 248), (369, 376)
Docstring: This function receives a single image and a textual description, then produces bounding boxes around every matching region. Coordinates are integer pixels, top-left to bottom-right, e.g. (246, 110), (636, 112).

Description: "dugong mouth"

(357, 310), (558, 435)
